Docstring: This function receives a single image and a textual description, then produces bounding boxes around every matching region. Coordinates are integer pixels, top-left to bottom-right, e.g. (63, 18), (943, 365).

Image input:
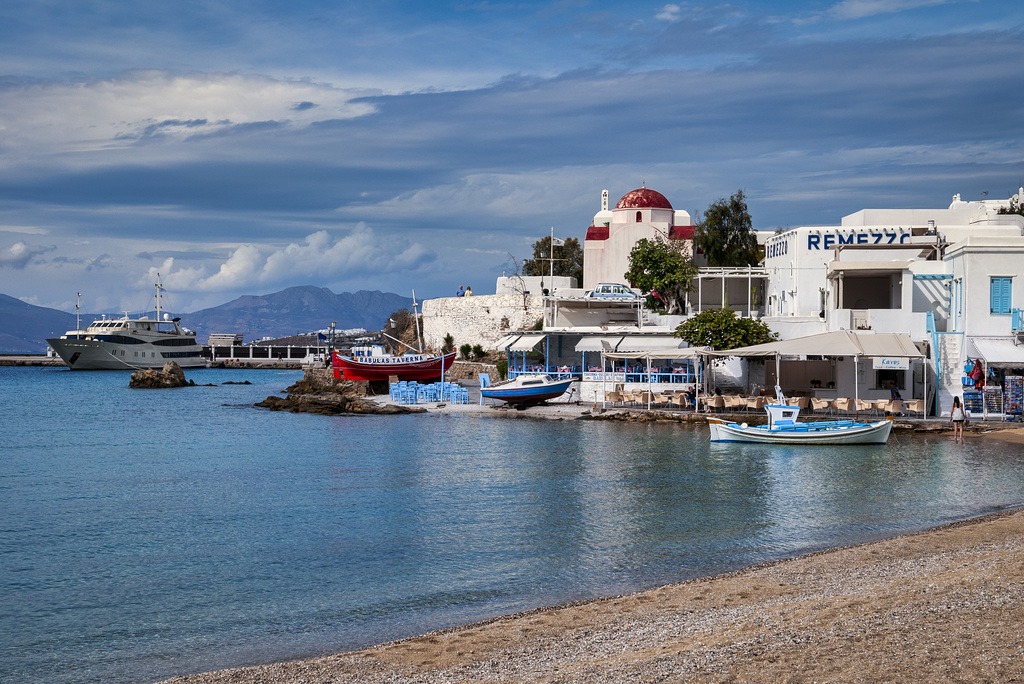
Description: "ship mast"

(155, 273), (163, 321)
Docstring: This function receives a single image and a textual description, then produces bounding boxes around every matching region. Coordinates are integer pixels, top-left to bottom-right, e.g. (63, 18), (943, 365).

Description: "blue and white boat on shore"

(708, 396), (893, 445)
(481, 374), (574, 407)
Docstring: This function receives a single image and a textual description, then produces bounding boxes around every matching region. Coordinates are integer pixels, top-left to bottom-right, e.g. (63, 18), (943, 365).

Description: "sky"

(1, 0), (1023, 315)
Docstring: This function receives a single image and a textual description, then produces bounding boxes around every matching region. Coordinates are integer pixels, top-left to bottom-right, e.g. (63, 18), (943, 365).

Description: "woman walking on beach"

(950, 395), (965, 444)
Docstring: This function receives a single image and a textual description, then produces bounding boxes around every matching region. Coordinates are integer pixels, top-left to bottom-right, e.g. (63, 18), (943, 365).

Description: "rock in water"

(255, 368), (425, 415)
(129, 361), (194, 389)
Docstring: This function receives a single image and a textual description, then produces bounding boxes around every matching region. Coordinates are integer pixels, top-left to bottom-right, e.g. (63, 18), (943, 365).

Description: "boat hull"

(46, 337), (205, 370)
(332, 350), (457, 381)
(481, 379), (574, 405)
(708, 418), (893, 445)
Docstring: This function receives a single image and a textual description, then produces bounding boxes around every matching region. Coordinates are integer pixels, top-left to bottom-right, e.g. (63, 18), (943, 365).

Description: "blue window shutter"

(991, 277), (1012, 314)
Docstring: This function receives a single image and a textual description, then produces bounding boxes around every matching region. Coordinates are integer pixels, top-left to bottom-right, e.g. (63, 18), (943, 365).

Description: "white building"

(761, 186), (1024, 415)
(583, 184), (694, 289)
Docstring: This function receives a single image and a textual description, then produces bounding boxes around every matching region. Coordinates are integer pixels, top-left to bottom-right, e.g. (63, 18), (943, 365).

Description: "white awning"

(492, 334), (521, 350)
(616, 336), (684, 352)
(603, 347), (706, 361)
(509, 334), (547, 352)
(575, 336), (623, 352)
(705, 330), (924, 359)
(967, 337), (1024, 368)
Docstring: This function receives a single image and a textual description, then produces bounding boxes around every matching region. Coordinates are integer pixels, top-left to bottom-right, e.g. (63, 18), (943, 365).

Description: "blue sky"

(1, 0), (1022, 314)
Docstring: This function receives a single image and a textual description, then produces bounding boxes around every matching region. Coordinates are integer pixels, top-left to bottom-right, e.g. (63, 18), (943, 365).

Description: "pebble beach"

(159, 391), (1024, 683)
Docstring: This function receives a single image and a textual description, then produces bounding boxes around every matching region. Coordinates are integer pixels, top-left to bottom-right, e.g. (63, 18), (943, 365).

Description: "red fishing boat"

(332, 345), (457, 381)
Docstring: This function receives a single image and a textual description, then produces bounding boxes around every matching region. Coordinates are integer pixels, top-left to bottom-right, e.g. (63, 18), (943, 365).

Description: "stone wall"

(421, 294), (544, 351)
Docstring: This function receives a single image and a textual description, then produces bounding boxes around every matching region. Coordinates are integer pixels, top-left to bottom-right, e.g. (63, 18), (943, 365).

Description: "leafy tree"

(442, 333), (455, 354)
(674, 308), (777, 351)
(624, 236), (697, 315)
(694, 190), (760, 267)
(523, 236), (583, 286)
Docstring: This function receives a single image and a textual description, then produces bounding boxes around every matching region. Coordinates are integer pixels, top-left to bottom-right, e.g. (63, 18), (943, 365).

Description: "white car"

(585, 283), (642, 299)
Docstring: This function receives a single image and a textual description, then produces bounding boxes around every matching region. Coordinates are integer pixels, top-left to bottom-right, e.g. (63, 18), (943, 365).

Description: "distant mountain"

(174, 287), (413, 342)
(1, 287), (414, 352)
(0, 294), (78, 353)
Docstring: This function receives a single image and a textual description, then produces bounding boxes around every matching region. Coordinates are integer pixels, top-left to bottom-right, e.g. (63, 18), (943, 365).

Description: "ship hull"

(332, 350), (457, 381)
(46, 337), (205, 370)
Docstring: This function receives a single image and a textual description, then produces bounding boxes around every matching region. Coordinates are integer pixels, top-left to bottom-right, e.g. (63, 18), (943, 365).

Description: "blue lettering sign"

(808, 234), (820, 249)
(823, 234), (835, 249)
(839, 233), (855, 245)
(857, 233), (868, 244)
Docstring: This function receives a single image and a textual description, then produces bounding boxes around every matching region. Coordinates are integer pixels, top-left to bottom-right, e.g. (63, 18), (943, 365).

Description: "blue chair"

(479, 373), (492, 405)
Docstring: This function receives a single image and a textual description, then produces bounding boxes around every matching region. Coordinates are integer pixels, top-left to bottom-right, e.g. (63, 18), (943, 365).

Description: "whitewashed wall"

(421, 294), (544, 351)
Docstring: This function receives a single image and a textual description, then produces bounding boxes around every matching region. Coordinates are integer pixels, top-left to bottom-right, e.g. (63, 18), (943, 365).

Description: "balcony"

(829, 309), (928, 338)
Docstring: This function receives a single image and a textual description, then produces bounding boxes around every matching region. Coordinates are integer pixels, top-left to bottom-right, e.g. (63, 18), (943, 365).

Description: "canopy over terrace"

(600, 346), (708, 409)
(703, 330), (927, 413)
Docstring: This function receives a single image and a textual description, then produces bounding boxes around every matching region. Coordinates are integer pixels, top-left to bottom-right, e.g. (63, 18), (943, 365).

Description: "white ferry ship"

(46, 280), (204, 370)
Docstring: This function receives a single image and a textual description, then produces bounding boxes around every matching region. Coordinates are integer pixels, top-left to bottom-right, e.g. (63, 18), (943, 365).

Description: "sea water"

(2, 365), (1024, 684)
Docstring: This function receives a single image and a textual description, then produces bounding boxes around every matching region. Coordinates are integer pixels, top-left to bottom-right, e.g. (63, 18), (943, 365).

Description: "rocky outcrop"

(129, 361), (194, 389)
(255, 369), (425, 415)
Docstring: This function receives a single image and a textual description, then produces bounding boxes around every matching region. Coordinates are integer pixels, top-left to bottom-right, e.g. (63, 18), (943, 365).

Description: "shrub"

(471, 344), (485, 360)
(459, 343), (472, 360)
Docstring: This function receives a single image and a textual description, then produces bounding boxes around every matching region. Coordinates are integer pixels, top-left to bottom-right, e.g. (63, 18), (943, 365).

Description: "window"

(991, 276), (1012, 314)
(875, 369), (905, 392)
(636, 210), (642, 222)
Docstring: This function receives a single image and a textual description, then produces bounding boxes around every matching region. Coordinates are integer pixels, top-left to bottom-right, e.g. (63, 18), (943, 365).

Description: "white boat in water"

(708, 394), (893, 445)
(46, 280), (204, 370)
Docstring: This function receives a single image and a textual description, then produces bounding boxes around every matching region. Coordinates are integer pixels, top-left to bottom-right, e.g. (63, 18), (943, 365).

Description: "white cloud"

(0, 241), (56, 269)
(830, 0), (949, 20)
(0, 72), (376, 167)
(141, 227), (434, 294)
(0, 225), (48, 235)
(656, 4), (682, 22)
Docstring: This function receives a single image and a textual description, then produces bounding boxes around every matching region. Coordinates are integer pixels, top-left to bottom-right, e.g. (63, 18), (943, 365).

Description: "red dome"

(614, 187), (673, 210)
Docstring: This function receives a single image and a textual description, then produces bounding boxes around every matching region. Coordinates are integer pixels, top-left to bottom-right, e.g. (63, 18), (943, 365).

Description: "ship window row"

(152, 338), (201, 347)
(160, 351), (203, 358)
(98, 335), (144, 344)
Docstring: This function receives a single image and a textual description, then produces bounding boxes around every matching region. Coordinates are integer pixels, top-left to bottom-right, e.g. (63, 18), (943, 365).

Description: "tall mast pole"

(412, 289), (423, 353)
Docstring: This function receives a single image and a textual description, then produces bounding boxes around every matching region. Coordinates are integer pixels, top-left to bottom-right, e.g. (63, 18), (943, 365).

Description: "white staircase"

(935, 333), (963, 417)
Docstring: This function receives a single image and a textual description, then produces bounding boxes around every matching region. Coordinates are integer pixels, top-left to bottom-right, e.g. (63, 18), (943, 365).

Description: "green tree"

(694, 189), (760, 267)
(674, 308), (777, 350)
(523, 236), (583, 286)
(624, 236), (697, 315)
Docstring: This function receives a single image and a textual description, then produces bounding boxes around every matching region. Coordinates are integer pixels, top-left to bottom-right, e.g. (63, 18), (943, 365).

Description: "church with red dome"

(582, 183), (694, 290)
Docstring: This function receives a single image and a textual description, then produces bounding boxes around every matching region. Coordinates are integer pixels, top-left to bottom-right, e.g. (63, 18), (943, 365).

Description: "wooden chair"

(707, 395), (726, 412)
(604, 390), (623, 405)
(831, 398), (855, 415)
(904, 399), (925, 416)
(884, 399), (904, 417)
(671, 393), (692, 410)
(810, 397), (831, 414)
